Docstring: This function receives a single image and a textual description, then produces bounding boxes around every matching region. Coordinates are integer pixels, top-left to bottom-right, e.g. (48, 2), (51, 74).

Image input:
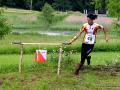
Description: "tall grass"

(50, 21), (82, 31)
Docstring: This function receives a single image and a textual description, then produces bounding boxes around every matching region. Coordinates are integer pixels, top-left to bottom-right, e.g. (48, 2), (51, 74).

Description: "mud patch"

(0, 80), (3, 85)
(7, 76), (16, 81)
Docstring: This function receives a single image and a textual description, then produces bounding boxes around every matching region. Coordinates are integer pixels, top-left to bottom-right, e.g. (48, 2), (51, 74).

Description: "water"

(12, 30), (77, 36)
(38, 31), (76, 36)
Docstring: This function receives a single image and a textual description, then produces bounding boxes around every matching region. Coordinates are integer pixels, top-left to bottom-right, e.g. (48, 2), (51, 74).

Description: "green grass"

(3, 10), (43, 29)
(0, 52), (119, 72)
(50, 21), (82, 31)
(0, 33), (119, 54)
(0, 71), (120, 90)
(0, 52), (119, 79)
(0, 52), (120, 90)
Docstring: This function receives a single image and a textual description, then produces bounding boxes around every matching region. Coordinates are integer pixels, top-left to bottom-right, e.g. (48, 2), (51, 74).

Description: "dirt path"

(65, 14), (113, 25)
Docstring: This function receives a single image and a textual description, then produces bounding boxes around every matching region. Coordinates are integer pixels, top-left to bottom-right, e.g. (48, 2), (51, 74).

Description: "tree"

(53, 0), (72, 11)
(0, 9), (11, 39)
(108, 0), (120, 34)
(69, 0), (84, 11)
(0, 0), (108, 12)
(42, 3), (54, 26)
(33, 0), (46, 10)
(23, 0), (31, 9)
(107, 0), (120, 21)
(94, 0), (102, 10)
(23, 0), (33, 10)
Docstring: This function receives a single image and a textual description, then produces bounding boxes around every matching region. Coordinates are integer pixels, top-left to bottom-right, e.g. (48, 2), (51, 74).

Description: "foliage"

(0, 0), (107, 12)
(107, 0), (120, 20)
(42, 3), (54, 26)
(0, 9), (11, 39)
(108, 0), (120, 34)
(53, 0), (72, 11)
(94, 0), (102, 9)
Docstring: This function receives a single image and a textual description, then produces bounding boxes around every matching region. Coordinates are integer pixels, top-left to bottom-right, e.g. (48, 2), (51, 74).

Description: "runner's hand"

(62, 42), (71, 45)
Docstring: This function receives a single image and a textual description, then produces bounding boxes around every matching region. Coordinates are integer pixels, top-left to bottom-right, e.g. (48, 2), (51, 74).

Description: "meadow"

(0, 8), (120, 90)
(0, 52), (120, 90)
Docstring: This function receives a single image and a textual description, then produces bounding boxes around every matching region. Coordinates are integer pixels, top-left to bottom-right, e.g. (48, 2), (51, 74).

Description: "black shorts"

(80, 43), (94, 64)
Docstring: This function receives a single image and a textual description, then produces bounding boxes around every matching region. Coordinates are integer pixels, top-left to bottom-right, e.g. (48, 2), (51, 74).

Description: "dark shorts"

(80, 43), (94, 64)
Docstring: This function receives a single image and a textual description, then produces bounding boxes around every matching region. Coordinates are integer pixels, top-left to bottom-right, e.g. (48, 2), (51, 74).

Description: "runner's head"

(87, 14), (98, 24)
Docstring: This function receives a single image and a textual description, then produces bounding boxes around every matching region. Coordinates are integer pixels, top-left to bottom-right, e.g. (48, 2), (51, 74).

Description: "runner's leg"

(75, 44), (94, 75)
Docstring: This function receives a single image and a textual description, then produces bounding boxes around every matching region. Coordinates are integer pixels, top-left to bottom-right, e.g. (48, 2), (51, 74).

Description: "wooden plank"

(12, 42), (61, 45)
(22, 43), (61, 45)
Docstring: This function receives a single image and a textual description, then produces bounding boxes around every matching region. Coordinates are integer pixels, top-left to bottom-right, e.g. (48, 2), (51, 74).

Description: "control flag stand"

(12, 41), (63, 76)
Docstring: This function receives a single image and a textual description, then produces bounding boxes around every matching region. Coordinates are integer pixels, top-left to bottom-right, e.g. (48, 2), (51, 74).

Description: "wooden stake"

(19, 44), (23, 73)
(57, 46), (62, 76)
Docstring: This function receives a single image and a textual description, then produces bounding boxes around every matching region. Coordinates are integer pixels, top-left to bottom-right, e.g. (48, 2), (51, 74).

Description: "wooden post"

(30, 0), (33, 10)
(19, 44), (23, 73)
(57, 46), (62, 76)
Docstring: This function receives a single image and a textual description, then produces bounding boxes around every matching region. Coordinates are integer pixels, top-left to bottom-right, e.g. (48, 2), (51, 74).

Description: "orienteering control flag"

(35, 50), (47, 62)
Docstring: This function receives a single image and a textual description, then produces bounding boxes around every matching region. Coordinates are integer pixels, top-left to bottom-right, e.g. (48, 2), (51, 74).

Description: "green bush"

(42, 3), (54, 27)
(0, 9), (11, 39)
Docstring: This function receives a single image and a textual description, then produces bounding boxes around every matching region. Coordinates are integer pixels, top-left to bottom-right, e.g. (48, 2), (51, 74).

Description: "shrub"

(0, 9), (11, 39)
(42, 3), (54, 27)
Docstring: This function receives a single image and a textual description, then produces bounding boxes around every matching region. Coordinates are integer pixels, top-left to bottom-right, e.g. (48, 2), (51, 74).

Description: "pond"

(12, 30), (77, 36)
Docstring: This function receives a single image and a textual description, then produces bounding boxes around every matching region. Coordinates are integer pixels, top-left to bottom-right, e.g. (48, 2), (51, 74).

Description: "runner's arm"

(69, 26), (84, 44)
(98, 25), (109, 42)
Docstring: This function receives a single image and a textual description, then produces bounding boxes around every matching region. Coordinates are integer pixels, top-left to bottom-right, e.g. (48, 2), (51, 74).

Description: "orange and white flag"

(35, 50), (47, 62)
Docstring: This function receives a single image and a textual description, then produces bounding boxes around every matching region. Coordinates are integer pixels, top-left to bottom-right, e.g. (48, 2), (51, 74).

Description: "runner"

(63, 14), (108, 75)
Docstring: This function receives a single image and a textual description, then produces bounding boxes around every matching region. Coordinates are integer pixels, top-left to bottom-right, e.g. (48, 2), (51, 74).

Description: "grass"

(0, 33), (119, 54)
(49, 21), (82, 31)
(0, 71), (120, 90)
(3, 10), (43, 29)
(0, 52), (120, 90)
(0, 52), (119, 72)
